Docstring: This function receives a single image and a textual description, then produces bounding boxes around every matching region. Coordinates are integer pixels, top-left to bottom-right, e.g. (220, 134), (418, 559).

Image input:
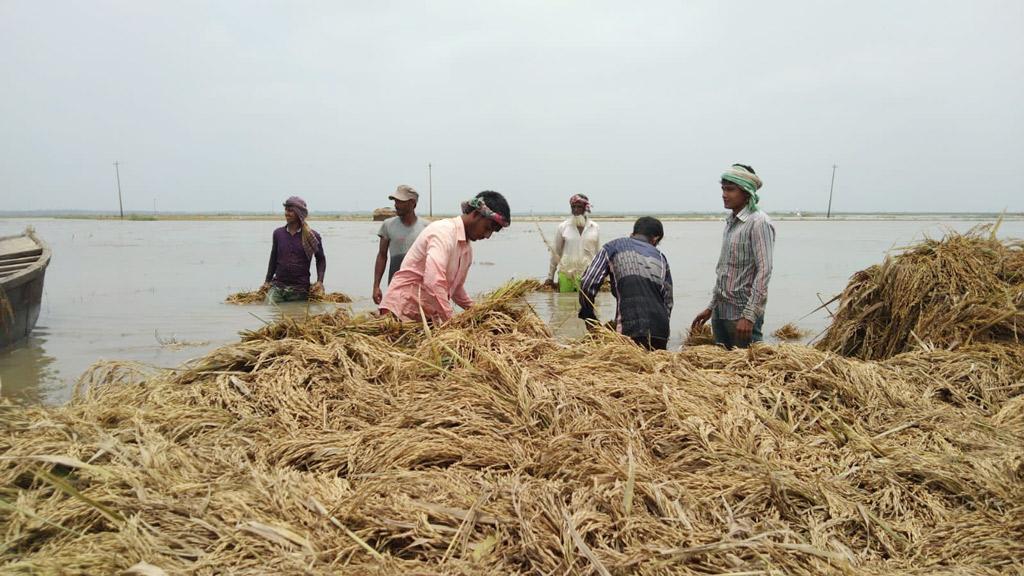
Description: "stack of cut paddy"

(226, 287), (352, 304)
(817, 224), (1024, 359)
(4, 277), (1024, 572)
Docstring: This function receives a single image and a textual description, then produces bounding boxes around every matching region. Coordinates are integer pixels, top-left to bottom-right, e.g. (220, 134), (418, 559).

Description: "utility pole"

(428, 162), (433, 218)
(113, 161), (124, 219)
(826, 163), (837, 219)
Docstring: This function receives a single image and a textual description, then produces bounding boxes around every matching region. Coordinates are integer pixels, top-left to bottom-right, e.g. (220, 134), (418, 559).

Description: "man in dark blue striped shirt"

(578, 217), (673, 350)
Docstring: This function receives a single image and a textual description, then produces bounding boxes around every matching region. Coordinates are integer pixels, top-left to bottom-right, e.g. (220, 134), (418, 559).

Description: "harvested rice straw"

(773, 322), (809, 341)
(817, 225), (1024, 360)
(684, 322), (715, 346)
(226, 286), (352, 304)
(3, 277), (1024, 575)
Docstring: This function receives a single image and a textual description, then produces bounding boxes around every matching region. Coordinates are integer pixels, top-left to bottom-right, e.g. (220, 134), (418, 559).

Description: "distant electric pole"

(826, 163), (837, 219)
(428, 162), (433, 218)
(113, 161), (124, 219)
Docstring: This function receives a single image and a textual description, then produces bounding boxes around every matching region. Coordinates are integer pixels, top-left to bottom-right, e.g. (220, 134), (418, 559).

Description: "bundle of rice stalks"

(3, 281), (1023, 575)
(225, 287), (353, 305)
(684, 322), (714, 346)
(773, 322), (809, 341)
(817, 225), (1024, 360)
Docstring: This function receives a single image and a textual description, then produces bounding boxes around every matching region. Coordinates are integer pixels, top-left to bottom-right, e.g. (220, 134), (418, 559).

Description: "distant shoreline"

(1, 212), (1021, 223)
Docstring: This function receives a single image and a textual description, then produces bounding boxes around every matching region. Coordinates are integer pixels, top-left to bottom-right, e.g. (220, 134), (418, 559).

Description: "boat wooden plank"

(0, 255), (39, 266)
(0, 262), (32, 274)
(0, 237), (42, 260)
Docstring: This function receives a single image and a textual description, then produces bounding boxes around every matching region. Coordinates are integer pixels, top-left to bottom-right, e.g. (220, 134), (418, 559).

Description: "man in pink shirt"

(380, 191), (510, 323)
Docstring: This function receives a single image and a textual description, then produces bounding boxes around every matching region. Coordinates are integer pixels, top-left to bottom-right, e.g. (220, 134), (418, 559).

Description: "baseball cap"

(389, 185), (419, 201)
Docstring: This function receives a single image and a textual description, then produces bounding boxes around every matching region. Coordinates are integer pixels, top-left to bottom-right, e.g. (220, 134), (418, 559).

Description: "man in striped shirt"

(691, 164), (775, 349)
(578, 217), (673, 350)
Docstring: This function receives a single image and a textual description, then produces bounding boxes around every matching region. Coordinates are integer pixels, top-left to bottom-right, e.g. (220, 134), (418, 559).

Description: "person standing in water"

(691, 164), (775, 349)
(545, 194), (600, 291)
(262, 196), (326, 304)
(372, 185), (428, 305)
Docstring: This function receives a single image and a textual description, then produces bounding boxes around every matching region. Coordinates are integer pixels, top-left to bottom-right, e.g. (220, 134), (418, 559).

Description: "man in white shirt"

(544, 194), (600, 291)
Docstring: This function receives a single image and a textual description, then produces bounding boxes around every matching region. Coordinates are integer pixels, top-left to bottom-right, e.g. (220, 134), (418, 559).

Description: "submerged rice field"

(2, 226), (1023, 574)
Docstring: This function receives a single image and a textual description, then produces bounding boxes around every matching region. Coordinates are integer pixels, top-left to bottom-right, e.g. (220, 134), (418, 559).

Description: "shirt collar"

(730, 206), (754, 223)
(455, 216), (468, 243)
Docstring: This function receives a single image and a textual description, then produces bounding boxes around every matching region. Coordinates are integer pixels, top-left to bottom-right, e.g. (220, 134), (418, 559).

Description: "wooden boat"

(0, 230), (51, 349)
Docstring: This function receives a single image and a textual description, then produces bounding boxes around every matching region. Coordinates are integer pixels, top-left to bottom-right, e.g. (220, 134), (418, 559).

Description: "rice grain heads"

(817, 225), (1024, 359)
(3, 274), (1024, 573)
(226, 287), (352, 305)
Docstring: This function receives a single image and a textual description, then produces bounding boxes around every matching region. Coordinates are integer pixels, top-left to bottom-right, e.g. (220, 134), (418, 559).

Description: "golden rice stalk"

(3, 280), (1024, 575)
(225, 287), (352, 305)
(684, 323), (715, 346)
(817, 226), (1024, 360)
(773, 323), (809, 341)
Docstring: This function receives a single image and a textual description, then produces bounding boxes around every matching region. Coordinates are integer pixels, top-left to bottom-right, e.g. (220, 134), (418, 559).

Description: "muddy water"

(2, 217), (1020, 404)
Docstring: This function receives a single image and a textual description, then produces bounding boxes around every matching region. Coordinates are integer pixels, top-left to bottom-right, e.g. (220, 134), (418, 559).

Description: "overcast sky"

(2, 1), (1021, 214)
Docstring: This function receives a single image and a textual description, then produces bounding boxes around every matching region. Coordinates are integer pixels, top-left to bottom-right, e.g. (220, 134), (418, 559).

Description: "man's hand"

(736, 318), (754, 344)
(260, 282), (271, 292)
(691, 308), (712, 331)
(543, 278), (555, 288)
(372, 285), (383, 305)
(311, 281), (324, 295)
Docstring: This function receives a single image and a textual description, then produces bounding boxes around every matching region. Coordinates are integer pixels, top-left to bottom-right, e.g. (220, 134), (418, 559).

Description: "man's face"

(393, 198), (416, 217)
(284, 206), (299, 224)
(570, 204), (587, 216)
(466, 212), (501, 242)
(721, 182), (748, 211)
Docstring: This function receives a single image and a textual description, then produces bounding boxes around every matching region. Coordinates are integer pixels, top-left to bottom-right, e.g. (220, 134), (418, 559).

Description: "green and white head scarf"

(721, 164), (764, 212)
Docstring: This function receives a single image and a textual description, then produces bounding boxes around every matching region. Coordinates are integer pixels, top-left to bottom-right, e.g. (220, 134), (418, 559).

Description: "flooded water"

(2, 216), (1021, 404)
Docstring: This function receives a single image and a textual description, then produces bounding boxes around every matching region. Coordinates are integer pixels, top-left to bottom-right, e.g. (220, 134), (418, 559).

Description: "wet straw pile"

(817, 224), (1024, 360)
(4, 255), (1024, 573)
(226, 287), (352, 305)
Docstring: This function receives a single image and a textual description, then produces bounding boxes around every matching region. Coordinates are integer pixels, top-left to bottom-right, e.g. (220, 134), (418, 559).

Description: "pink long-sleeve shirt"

(379, 217), (474, 323)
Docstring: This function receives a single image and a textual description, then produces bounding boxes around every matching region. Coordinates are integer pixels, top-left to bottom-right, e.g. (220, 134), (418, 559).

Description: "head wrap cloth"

(283, 196), (321, 260)
(721, 165), (764, 212)
(461, 197), (509, 229)
(569, 194), (592, 212)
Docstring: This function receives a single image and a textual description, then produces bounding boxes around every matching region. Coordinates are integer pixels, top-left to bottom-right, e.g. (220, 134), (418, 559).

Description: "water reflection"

(526, 291), (617, 343)
(0, 332), (59, 404)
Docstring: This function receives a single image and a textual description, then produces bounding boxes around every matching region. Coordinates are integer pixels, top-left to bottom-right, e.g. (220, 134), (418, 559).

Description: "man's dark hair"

(477, 190), (511, 226)
(632, 216), (663, 239)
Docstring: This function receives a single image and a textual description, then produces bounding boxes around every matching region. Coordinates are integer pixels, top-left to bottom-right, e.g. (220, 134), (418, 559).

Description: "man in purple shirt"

(261, 196), (326, 304)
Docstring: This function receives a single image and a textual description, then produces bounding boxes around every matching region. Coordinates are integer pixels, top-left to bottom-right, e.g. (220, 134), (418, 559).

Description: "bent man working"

(578, 216), (673, 350)
(380, 191), (510, 323)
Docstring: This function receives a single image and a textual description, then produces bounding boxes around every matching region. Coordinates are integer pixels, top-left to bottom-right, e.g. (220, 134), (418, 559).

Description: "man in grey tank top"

(372, 185), (429, 305)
